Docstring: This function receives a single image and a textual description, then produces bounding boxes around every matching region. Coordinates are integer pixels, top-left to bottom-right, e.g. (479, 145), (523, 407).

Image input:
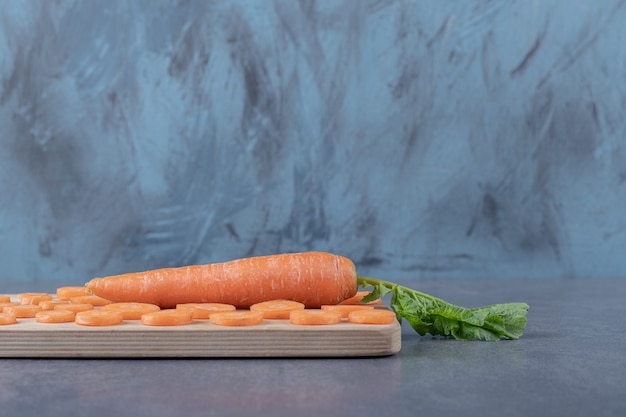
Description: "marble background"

(1, 0), (625, 284)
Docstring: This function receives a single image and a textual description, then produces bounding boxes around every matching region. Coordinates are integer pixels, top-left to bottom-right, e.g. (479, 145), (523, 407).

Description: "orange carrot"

(75, 310), (124, 326)
(320, 304), (375, 318)
(0, 313), (17, 325)
(17, 293), (50, 303)
(56, 286), (90, 300)
(4, 304), (42, 318)
(35, 310), (75, 324)
(140, 309), (193, 326)
(289, 309), (342, 325)
(101, 302), (161, 320)
(39, 300), (71, 310)
(54, 303), (93, 313)
(338, 291), (385, 306)
(20, 294), (53, 305)
(348, 309), (396, 325)
(0, 295), (12, 303)
(69, 295), (112, 306)
(0, 301), (20, 312)
(209, 311), (264, 327)
(176, 303), (236, 319)
(250, 299), (305, 319)
(86, 252), (357, 308)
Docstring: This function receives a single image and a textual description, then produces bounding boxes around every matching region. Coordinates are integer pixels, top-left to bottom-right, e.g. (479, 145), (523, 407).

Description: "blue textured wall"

(1, 0), (625, 284)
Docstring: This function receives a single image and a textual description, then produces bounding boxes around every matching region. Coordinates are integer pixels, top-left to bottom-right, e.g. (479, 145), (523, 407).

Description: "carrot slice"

(0, 295), (12, 303)
(348, 309), (397, 324)
(140, 309), (193, 326)
(69, 295), (112, 306)
(56, 286), (89, 300)
(75, 310), (124, 326)
(17, 292), (50, 303)
(20, 294), (53, 305)
(320, 304), (375, 318)
(0, 301), (20, 312)
(54, 303), (93, 313)
(209, 311), (264, 327)
(289, 309), (342, 325)
(338, 291), (385, 306)
(4, 304), (43, 318)
(39, 300), (71, 310)
(102, 302), (161, 320)
(249, 299), (305, 319)
(0, 313), (17, 325)
(35, 310), (75, 323)
(176, 303), (236, 319)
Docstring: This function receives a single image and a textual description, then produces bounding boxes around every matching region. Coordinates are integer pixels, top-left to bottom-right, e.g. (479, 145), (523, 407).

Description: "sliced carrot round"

(209, 311), (264, 327)
(0, 313), (18, 325)
(348, 309), (397, 324)
(0, 301), (20, 312)
(338, 291), (385, 306)
(35, 310), (76, 323)
(0, 295), (12, 303)
(56, 286), (89, 300)
(102, 302), (161, 320)
(176, 303), (236, 319)
(4, 304), (42, 318)
(250, 299), (305, 319)
(289, 309), (342, 325)
(54, 303), (93, 313)
(20, 294), (53, 305)
(17, 293), (50, 303)
(140, 309), (193, 326)
(39, 300), (71, 310)
(320, 304), (375, 318)
(69, 295), (112, 306)
(75, 310), (124, 326)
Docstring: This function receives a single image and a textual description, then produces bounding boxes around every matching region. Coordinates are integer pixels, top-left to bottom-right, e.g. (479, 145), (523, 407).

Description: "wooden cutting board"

(0, 298), (401, 358)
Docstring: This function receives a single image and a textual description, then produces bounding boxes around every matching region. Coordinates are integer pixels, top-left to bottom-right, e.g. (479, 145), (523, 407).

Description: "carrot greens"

(357, 276), (529, 341)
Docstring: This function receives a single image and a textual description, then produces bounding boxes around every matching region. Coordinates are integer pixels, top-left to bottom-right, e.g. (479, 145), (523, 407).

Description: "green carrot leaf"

(359, 280), (394, 303)
(357, 276), (529, 341)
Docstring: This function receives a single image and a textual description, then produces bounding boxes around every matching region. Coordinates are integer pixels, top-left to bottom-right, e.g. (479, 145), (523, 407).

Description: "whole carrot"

(86, 252), (357, 308)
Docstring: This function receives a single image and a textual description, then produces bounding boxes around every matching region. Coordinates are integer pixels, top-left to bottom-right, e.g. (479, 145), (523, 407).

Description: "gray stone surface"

(1, 278), (623, 417)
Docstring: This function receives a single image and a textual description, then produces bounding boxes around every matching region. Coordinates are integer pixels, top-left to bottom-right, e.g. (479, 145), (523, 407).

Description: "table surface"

(1, 278), (624, 417)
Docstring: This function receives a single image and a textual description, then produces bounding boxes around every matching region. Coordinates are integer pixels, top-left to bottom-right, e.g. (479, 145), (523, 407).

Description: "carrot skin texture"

(86, 252), (358, 308)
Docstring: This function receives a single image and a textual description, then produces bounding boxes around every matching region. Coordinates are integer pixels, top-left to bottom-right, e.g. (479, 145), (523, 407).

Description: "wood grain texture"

(0, 319), (401, 358)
